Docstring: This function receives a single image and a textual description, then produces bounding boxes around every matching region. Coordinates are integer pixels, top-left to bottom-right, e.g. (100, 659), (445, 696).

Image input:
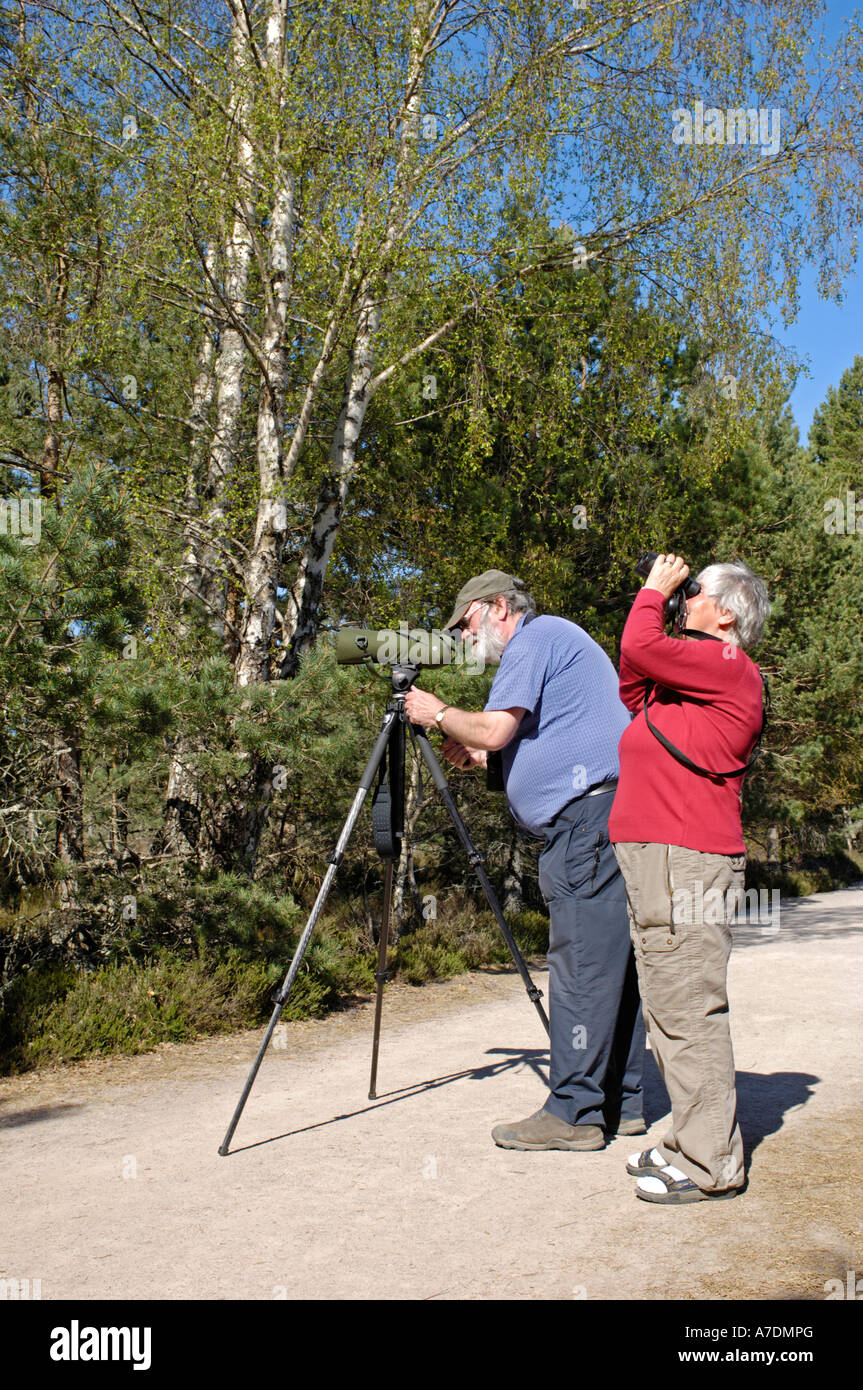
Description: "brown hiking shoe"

(607, 1117), (647, 1137)
(491, 1108), (605, 1151)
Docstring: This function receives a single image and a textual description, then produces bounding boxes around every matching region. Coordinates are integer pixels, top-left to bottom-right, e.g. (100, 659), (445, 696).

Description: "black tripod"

(218, 662), (549, 1155)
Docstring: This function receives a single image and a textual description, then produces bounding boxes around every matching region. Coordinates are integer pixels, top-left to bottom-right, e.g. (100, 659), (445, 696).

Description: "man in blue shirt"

(404, 570), (645, 1150)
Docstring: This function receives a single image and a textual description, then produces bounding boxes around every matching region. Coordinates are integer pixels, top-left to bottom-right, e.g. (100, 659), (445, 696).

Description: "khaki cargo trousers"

(611, 842), (746, 1191)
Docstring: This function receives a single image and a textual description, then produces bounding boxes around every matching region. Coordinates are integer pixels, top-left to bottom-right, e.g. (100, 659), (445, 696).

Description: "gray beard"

(472, 610), (507, 665)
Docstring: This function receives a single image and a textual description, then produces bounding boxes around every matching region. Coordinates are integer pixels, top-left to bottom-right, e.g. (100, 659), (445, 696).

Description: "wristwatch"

(435, 704), (450, 726)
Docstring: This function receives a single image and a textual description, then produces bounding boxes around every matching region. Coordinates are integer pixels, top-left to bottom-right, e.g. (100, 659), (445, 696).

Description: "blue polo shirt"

(484, 614), (630, 835)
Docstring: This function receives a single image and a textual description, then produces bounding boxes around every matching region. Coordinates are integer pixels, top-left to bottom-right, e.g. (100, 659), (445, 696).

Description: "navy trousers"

(537, 790), (645, 1128)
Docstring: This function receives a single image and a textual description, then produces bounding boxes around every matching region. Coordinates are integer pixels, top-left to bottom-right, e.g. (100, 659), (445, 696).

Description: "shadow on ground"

(642, 1048), (819, 1174)
(226, 1040), (818, 1171)
(0, 1102), (86, 1128)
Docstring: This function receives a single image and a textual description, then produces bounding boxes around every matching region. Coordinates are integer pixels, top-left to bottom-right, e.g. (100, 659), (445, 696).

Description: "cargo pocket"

(635, 924), (685, 954)
(617, 842), (674, 927)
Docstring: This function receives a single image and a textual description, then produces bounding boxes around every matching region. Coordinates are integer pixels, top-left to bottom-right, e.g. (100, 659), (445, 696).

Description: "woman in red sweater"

(609, 553), (770, 1205)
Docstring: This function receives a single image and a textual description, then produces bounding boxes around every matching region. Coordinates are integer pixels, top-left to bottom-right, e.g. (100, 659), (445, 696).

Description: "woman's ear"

(717, 606), (736, 633)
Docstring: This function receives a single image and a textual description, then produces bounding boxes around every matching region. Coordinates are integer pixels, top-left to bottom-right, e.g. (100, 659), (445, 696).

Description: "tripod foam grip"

(372, 779), (399, 859)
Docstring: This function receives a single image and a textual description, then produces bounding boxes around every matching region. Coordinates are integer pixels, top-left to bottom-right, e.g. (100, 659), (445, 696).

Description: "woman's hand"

(643, 552), (690, 599)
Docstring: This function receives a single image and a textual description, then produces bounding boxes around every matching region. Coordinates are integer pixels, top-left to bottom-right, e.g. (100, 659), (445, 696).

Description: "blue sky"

(777, 0), (862, 443)
(779, 243), (862, 446)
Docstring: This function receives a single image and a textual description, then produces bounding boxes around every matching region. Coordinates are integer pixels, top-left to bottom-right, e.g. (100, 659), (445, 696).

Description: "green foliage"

(0, 895), (551, 1073)
(395, 931), (473, 985)
(701, 360), (863, 854)
(391, 900), (547, 985)
(507, 910), (551, 956)
(0, 965), (76, 1067)
(745, 850), (863, 899)
(0, 952), (278, 1072)
(2, 2), (862, 1071)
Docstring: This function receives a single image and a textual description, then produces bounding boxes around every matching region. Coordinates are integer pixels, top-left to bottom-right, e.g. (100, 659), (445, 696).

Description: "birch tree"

(34, 0), (863, 876)
(161, 8), (257, 858)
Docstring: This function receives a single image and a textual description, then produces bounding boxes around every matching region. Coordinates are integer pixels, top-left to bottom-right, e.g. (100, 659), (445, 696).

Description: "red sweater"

(608, 589), (764, 854)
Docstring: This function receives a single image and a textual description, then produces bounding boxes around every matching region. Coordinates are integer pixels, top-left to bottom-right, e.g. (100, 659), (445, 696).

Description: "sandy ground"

(2, 885), (862, 1302)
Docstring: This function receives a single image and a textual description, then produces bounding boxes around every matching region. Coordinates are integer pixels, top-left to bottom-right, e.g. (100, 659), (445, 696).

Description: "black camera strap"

(642, 670), (769, 780)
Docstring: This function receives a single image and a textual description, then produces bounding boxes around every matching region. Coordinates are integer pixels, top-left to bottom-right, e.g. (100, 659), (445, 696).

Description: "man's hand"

(643, 552), (690, 599)
(404, 687), (525, 751)
(403, 686), (445, 727)
(441, 738), (487, 770)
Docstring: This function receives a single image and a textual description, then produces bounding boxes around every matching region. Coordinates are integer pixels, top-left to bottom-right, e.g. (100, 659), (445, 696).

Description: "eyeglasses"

(453, 601), (486, 633)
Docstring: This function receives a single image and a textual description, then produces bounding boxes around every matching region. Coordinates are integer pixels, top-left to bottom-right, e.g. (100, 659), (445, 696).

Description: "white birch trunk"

(192, 0), (295, 874)
(162, 15), (253, 859)
(162, 296), (217, 860)
(279, 286), (381, 674)
(234, 0), (295, 689)
(279, 2), (435, 674)
(196, 14), (255, 634)
(178, 242), (218, 619)
(502, 835), (525, 916)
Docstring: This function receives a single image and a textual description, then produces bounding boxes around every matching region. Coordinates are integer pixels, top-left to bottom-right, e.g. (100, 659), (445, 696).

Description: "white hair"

(695, 561), (770, 649)
(491, 576), (536, 619)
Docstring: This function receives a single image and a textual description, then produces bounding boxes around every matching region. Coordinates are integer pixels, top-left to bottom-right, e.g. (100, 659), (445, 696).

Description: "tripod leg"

(367, 858), (395, 1100)
(413, 727), (550, 1036)
(218, 712), (398, 1155)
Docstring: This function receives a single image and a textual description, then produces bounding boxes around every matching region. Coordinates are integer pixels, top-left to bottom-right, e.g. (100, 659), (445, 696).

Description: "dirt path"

(2, 886), (862, 1301)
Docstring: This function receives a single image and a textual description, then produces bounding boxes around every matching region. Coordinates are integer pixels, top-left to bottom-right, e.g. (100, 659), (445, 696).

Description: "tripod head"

(388, 663), (422, 696)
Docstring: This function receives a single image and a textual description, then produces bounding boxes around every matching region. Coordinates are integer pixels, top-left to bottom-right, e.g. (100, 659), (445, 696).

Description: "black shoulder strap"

(642, 675), (769, 780)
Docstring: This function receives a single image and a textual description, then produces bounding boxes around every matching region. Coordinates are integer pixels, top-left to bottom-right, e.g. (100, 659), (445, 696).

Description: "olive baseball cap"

(444, 569), (518, 630)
